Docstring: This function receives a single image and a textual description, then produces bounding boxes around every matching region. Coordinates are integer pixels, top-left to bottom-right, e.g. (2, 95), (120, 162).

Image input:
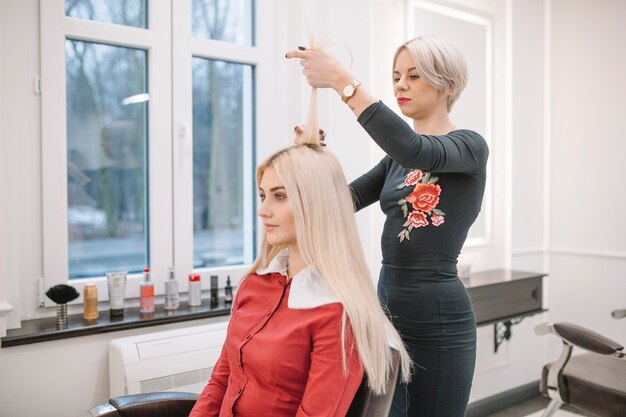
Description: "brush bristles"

(45, 284), (80, 304)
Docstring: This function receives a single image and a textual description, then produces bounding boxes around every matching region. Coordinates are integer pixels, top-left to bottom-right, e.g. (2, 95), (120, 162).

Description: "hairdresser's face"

(393, 49), (446, 119)
(257, 167), (296, 248)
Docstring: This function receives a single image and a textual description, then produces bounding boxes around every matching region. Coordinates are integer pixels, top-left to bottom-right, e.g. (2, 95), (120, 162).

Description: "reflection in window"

(192, 58), (253, 268)
(192, 0), (255, 46)
(66, 40), (149, 278)
(65, 0), (147, 28)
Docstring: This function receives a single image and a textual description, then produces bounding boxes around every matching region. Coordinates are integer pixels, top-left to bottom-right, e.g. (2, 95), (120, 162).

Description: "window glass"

(66, 40), (149, 278)
(192, 58), (253, 268)
(65, 0), (147, 28)
(192, 0), (254, 46)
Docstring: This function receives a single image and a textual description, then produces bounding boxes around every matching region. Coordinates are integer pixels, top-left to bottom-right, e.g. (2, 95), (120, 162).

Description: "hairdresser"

(287, 36), (488, 417)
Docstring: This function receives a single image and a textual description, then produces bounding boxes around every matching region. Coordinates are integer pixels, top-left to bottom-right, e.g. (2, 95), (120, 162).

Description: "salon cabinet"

(464, 269), (546, 326)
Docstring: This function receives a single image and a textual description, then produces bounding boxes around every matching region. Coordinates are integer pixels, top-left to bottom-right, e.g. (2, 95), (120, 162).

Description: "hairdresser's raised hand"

(286, 47), (353, 93)
(293, 125), (326, 146)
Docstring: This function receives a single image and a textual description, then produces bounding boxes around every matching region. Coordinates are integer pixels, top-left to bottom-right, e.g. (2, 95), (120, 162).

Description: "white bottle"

(164, 266), (179, 311)
(188, 274), (202, 307)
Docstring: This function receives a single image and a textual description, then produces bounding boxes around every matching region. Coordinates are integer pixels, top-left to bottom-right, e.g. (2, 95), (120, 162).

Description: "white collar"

(256, 249), (401, 349)
(256, 248), (340, 309)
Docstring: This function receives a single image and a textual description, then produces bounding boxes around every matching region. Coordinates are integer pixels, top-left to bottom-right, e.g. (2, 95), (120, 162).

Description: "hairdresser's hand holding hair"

(292, 125), (326, 146)
(286, 46), (378, 117)
(288, 37), (489, 417)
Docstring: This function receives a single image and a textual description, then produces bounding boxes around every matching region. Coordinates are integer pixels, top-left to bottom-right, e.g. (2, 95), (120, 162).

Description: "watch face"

(343, 84), (355, 97)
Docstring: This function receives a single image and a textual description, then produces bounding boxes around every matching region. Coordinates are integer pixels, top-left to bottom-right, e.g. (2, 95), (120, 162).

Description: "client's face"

(257, 167), (296, 247)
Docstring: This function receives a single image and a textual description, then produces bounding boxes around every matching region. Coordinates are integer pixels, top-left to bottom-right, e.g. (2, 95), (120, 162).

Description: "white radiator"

(108, 320), (229, 397)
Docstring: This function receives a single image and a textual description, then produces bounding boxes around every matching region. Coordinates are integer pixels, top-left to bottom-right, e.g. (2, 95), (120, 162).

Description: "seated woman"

(189, 142), (412, 417)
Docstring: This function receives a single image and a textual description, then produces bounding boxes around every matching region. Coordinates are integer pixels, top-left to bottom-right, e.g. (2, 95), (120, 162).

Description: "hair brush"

(45, 284), (79, 304)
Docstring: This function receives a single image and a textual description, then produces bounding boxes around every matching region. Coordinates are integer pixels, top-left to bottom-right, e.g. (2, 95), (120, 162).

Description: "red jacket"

(190, 258), (363, 417)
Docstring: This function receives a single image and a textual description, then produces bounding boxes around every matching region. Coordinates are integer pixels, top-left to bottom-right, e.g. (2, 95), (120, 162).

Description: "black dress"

(350, 102), (489, 417)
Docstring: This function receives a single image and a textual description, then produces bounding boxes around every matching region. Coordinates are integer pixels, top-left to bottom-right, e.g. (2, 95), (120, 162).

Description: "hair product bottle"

(106, 271), (127, 317)
(83, 284), (99, 324)
(164, 266), (179, 311)
(224, 276), (233, 307)
(210, 275), (218, 308)
(139, 268), (155, 314)
(188, 274), (202, 307)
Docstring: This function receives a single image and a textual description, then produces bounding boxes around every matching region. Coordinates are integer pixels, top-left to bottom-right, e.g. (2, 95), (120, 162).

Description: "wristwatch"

(341, 80), (361, 103)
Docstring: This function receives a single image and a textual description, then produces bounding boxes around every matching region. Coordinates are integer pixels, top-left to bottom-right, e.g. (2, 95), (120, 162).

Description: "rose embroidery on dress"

(396, 169), (445, 242)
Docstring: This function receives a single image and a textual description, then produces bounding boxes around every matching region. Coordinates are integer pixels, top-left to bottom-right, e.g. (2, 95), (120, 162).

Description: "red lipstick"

(397, 97), (411, 105)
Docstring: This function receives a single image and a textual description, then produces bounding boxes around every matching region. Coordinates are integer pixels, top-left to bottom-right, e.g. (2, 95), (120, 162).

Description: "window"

(192, 0), (254, 45)
(66, 40), (149, 278)
(41, 0), (271, 305)
(191, 58), (254, 268)
(65, 0), (147, 28)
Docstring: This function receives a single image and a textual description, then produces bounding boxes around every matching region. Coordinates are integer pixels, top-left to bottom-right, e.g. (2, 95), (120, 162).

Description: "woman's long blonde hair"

(245, 143), (412, 394)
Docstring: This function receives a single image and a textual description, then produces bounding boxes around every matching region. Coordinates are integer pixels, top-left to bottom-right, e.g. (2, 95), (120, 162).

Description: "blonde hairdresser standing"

(287, 37), (488, 417)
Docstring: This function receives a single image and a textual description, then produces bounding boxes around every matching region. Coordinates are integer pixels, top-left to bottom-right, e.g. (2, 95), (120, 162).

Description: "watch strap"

(341, 80), (361, 103)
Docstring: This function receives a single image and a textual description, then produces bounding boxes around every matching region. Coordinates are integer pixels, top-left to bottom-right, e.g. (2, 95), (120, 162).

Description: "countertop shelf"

(2, 300), (231, 348)
(2, 269), (548, 348)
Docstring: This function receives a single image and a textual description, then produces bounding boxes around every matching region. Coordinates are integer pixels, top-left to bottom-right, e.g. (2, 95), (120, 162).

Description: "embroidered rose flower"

(406, 183), (441, 212)
(431, 214), (445, 226)
(404, 169), (423, 186)
(396, 171), (446, 242)
(407, 211), (429, 228)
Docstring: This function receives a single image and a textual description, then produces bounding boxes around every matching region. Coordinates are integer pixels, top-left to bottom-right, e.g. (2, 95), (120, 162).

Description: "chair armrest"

(110, 391), (198, 417)
(536, 321), (625, 404)
(536, 322), (624, 356)
(612, 309), (626, 319)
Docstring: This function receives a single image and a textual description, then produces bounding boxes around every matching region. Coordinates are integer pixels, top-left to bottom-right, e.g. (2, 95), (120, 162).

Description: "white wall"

(484, 0), (626, 402)
(547, 0), (626, 341)
(506, 0), (626, 400)
(0, 0), (41, 332)
(0, 0), (6, 334)
(512, 0), (547, 271)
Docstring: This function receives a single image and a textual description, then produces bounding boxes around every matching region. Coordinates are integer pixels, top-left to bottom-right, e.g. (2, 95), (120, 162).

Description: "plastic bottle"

(106, 271), (127, 317)
(139, 268), (155, 313)
(210, 275), (218, 308)
(188, 274), (202, 307)
(83, 284), (99, 323)
(164, 266), (179, 311)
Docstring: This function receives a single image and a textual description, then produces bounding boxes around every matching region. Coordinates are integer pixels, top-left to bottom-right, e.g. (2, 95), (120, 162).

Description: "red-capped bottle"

(139, 268), (155, 313)
(188, 274), (202, 307)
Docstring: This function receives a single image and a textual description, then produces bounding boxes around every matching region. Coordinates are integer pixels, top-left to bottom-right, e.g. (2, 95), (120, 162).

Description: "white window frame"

(40, 0), (279, 307)
(172, 0), (264, 296)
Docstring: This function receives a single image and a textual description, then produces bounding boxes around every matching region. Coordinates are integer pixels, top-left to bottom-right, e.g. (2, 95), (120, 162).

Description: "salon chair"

(535, 309), (626, 417)
(81, 350), (400, 417)
(346, 348), (400, 417)
(79, 391), (198, 417)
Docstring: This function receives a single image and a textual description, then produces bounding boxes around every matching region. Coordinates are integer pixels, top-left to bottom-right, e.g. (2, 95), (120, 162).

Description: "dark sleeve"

(358, 101), (489, 173)
(349, 156), (388, 212)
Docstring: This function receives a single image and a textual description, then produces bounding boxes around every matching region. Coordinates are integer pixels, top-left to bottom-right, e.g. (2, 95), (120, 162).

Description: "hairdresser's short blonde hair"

(394, 36), (468, 112)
